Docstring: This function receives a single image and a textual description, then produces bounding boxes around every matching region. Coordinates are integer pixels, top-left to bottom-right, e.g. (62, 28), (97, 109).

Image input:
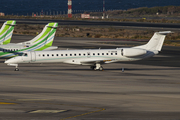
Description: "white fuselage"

(6, 48), (156, 65)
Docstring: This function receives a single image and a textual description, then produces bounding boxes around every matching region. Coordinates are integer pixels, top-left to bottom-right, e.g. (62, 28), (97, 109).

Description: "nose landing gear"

(7, 64), (19, 71)
(14, 67), (19, 71)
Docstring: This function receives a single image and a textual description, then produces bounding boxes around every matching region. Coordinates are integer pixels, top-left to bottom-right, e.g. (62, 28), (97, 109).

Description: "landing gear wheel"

(90, 66), (96, 70)
(99, 66), (104, 71)
(14, 68), (19, 71)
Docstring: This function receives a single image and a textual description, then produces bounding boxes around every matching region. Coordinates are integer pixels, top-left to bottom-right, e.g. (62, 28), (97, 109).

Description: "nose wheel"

(14, 64), (19, 71)
(15, 68), (19, 71)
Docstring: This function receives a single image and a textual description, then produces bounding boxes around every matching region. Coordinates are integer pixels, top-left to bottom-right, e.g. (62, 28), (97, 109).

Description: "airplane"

(0, 20), (16, 45)
(0, 22), (58, 59)
(5, 31), (172, 71)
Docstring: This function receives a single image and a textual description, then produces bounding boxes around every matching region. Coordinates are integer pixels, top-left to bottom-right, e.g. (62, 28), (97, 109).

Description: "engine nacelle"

(121, 48), (147, 57)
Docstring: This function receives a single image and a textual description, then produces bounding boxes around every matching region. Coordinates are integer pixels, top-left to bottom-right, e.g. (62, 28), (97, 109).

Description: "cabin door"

(31, 51), (36, 62)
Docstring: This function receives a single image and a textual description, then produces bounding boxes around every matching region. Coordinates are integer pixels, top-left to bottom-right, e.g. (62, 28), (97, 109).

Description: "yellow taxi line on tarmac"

(16, 99), (49, 101)
(0, 99), (106, 119)
(29, 110), (67, 113)
(60, 108), (106, 120)
(0, 102), (16, 105)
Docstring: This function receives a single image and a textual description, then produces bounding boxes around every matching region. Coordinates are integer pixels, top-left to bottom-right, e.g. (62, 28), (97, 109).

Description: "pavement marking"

(0, 102), (16, 105)
(29, 110), (67, 113)
(0, 99), (106, 119)
(16, 99), (49, 101)
(60, 108), (106, 120)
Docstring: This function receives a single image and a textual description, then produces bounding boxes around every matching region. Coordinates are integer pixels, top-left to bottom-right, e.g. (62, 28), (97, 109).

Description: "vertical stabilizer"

(134, 31), (172, 51)
(18, 22), (58, 51)
(0, 20), (16, 45)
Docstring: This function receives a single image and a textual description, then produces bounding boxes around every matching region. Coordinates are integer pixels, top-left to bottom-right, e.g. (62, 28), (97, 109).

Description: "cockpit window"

(23, 53), (28, 57)
(18, 53), (24, 56)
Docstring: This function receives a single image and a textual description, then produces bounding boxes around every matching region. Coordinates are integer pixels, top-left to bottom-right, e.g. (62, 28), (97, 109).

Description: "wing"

(80, 58), (119, 65)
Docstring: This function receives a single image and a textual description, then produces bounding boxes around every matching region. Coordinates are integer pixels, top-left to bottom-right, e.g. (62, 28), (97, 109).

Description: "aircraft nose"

(5, 58), (15, 64)
(5, 57), (21, 64)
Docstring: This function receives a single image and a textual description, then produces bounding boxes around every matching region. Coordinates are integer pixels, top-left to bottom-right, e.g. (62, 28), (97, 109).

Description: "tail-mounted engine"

(121, 48), (147, 57)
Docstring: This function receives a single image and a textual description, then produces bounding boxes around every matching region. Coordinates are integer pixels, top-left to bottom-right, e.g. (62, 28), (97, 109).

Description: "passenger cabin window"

(102, 53), (104, 55)
(111, 53), (113, 55)
(115, 53), (117, 55)
(52, 54), (54, 56)
(61, 54), (63, 56)
(74, 54), (76, 56)
(79, 53), (81, 56)
(93, 53), (95, 55)
(57, 54), (59, 56)
(98, 53), (100, 55)
(106, 53), (108, 55)
(83, 53), (86, 56)
(66, 54), (68, 56)
(70, 54), (72, 56)
(47, 54), (49, 57)
(43, 54), (45, 57)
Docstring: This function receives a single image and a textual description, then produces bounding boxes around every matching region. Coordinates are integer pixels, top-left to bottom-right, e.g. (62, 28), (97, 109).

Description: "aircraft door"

(31, 51), (36, 62)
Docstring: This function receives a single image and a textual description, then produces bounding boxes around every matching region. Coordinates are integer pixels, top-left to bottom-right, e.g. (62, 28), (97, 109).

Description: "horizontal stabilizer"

(5, 23), (16, 26)
(47, 26), (58, 28)
(158, 31), (173, 35)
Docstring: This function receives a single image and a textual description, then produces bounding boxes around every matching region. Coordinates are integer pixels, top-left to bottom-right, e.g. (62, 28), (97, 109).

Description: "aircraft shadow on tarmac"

(40, 67), (180, 71)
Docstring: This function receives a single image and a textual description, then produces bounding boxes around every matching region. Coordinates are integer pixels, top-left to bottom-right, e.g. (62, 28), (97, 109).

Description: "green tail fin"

(0, 20), (16, 45)
(18, 22), (58, 51)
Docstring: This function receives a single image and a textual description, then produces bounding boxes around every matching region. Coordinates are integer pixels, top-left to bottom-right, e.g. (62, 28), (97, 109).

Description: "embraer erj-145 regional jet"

(0, 22), (58, 59)
(0, 20), (16, 45)
(5, 31), (172, 71)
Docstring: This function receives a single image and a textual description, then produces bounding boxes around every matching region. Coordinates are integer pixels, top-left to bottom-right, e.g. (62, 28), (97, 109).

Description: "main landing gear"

(90, 63), (104, 71)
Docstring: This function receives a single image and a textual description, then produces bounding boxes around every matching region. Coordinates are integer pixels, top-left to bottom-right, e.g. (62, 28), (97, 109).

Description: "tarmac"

(0, 35), (180, 120)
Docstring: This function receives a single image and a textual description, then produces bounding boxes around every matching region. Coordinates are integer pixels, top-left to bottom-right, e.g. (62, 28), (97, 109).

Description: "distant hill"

(87, 6), (180, 17)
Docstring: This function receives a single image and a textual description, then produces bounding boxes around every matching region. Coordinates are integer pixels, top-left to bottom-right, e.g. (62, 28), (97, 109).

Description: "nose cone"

(5, 57), (22, 64)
